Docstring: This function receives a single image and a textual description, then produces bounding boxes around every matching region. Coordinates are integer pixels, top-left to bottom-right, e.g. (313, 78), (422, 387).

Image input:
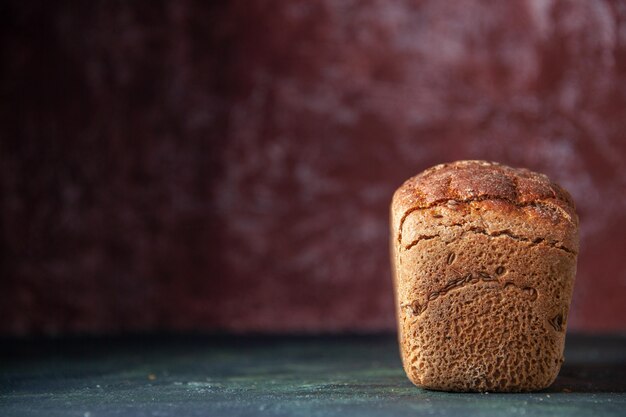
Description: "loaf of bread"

(390, 160), (579, 392)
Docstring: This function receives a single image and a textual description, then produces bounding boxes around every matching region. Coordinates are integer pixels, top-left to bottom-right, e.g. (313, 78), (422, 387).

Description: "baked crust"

(391, 160), (579, 392)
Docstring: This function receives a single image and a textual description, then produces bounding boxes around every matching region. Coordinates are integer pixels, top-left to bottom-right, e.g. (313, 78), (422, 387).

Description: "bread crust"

(391, 160), (579, 392)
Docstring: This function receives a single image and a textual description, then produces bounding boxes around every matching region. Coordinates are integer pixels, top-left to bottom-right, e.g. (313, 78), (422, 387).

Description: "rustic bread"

(390, 160), (579, 392)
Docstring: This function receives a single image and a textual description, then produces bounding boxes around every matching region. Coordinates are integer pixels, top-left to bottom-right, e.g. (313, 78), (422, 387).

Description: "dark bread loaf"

(390, 160), (579, 392)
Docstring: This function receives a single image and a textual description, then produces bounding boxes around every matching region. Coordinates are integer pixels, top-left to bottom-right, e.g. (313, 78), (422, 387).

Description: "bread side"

(391, 161), (579, 392)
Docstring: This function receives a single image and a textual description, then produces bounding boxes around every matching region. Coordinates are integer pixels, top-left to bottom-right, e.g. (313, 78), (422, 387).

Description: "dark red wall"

(1, 0), (625, 335)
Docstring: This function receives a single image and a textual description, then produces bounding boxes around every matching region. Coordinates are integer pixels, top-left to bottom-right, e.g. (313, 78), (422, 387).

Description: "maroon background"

(1, 0), (625, 335)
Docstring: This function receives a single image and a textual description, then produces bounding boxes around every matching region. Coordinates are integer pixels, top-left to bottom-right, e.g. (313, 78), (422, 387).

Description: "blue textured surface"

(1, 334), (625, 417)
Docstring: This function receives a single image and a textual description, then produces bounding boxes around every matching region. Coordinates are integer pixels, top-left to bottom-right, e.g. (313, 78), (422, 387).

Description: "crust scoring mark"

(549, 314), (565, 332)
(401, 225), (577, 255)
(396, 196), (575, 247)
(401, 271), (538, 318)
(404, 234), (438, 250)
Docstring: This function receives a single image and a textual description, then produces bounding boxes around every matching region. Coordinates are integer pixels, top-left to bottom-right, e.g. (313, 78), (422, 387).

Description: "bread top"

(392, 160), (579, 254)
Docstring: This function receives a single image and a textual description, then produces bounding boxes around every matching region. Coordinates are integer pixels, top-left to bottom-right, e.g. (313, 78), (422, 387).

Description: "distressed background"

(1, 0), (625, 335)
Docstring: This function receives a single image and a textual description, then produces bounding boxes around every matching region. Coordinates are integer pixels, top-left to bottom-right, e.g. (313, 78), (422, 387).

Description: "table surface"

(1, 334), (625, 417)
